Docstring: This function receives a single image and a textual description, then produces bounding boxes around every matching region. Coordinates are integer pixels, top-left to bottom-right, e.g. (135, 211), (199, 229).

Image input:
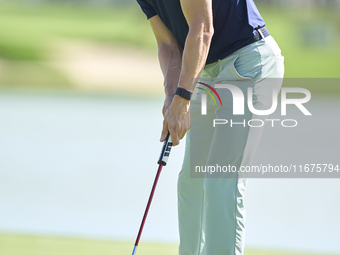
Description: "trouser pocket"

(233, 44), (263, 79)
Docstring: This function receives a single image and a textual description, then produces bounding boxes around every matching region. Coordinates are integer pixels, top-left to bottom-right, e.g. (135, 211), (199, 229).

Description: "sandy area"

(50, 40), (164, 96)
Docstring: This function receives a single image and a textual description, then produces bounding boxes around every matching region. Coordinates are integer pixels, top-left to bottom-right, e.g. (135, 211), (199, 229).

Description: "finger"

(179, 129), (186, 140)
(160, 120), (169, 142)
(179, 126), (189, 140)
(169, 125), (180, 146)
(179, 115), (190, 140)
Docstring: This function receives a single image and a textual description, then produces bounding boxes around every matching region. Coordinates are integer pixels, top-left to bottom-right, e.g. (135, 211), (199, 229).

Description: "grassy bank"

(0, 233), (335, 255)
(0, 3), (339, 91)
(0, 4), (155, 60)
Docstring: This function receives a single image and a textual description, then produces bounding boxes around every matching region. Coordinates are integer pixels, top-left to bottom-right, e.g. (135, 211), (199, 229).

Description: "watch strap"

(175, 87), (192, 100)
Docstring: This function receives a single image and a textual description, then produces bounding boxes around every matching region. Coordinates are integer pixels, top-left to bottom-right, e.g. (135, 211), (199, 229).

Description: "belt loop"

(258, 28), (265, 40)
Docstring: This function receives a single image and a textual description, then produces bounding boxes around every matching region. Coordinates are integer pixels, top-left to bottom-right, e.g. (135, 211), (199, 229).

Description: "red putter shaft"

(132, 134), (172, 255)
(134, 163), (163, 247)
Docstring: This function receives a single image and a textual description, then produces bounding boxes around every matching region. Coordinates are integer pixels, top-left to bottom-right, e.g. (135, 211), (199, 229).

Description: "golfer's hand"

(160, 95), (190, 146)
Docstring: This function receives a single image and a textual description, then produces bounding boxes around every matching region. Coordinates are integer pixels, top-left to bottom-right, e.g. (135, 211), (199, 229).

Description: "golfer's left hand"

(162, 95), (174, 117)
(160, 95), (190, 146)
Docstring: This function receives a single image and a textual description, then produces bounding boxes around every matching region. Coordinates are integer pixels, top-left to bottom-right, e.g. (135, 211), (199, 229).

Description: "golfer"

(136, 0), (284, 254)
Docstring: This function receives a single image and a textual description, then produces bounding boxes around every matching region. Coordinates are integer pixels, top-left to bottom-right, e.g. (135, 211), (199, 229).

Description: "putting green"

(0, 233), (335, 255)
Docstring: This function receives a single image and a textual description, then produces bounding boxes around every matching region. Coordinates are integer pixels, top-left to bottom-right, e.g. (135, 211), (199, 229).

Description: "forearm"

(158, 43), (183, 97)
(178, 25), (214, 91)
(148, 1), (214, 145)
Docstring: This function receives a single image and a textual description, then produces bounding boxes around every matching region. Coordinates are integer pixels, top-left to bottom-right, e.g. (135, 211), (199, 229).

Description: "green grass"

(0, 233), (336, 255)
(0, 234), (176, 255)
(0, 60), (73, 89)
(0, 3), (339, 91)
(0, 3), (156, 60)
(260, 7), (340, 78)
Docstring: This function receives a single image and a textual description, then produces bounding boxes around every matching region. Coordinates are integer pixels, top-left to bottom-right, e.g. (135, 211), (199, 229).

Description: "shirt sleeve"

(136, 0), (157, 20)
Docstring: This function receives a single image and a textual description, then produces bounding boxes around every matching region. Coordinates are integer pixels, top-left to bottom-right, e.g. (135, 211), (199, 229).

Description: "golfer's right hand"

(160, 95), (191, 146)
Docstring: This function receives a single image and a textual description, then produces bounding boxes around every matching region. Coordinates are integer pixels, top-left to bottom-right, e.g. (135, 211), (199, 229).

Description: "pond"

(0, 91), (339, 253)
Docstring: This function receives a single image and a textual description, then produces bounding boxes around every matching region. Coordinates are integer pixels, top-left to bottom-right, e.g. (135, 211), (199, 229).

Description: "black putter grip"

(157, 133), (173, 166)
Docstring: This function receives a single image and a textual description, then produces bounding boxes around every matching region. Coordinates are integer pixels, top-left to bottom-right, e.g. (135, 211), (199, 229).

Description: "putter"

(131, 133), (173, 255)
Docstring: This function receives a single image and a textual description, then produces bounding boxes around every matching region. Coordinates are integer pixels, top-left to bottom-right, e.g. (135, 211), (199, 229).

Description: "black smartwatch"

(175, 87), (192, 100)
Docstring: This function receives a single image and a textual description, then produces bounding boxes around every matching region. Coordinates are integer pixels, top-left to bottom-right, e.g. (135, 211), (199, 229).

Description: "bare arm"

(150, 0), (214, 146)
(149, 15), (183, 116)
(178, 0), (214, 92)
